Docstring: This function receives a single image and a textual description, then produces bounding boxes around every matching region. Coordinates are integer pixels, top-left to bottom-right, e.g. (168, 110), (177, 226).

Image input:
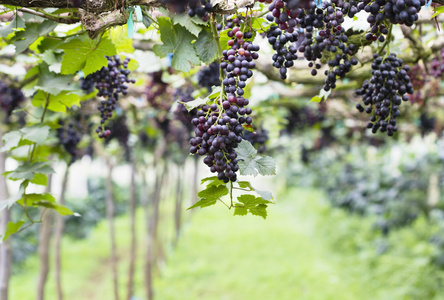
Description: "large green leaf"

(20, 193), (73, 216)
(194, 28), (218, 64)
(234, 194), (269, 219)
(32, 90), (80, 112)
(59, 34), (117, 76)
(187, 185), (229, 210)
(13, 20), (58, 53)
(1, 131), (22, 152)
(35, 64), (77, 95)
(173, 14), (202, 37)
(5, 161), (54, 181)
(0, 15), (25, 38)
(21, 125), (50, 145)
(236, 181), (273, 201)
(153, 17), (201, 72)
(2, 221), (25, 241)
(237, 140), (276, 177)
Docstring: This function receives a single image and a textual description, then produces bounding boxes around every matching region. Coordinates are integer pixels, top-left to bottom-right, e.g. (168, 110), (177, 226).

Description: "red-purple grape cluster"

(93, 56), (135, 138)
(0, 81), (25, 119)
(430, 50), (444, 79)
(57, 120), (82, 163)
(189, 24), (259, 183)
(355, 53), (413, 136)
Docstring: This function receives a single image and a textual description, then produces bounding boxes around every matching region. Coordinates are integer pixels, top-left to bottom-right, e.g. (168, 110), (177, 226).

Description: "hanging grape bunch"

(80, 74), (95, 94)
(262, 0), (359, 88)
(407, 64), (426, 104)
(355, 53), (413, 136)
(363, 0), (425, 41)
(430, 49), (444, 79)
(189, 18), (259, 183)
(188, 0), (213, 21)
(197, 62), (221, 91)
(92, 55), (135, 139)
(57, 120), (82, 163)
(0, 81), (25, 122)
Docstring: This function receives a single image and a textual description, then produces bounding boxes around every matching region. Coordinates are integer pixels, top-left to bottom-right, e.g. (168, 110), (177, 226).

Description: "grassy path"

(154, 188), (374, 300)
(10, 188), (443, 299)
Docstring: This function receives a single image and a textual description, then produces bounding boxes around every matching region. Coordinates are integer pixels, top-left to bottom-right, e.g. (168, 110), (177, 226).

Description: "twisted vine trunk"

(0, 129), (11, 300)
(36, 175), (53, 300)
(106, 160), (119, 300)
(126, 161), (137, 300)
(54, 164), (70, 300)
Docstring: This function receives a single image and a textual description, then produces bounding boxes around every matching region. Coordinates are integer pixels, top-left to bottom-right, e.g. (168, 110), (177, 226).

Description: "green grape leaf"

(20, 193), (73, 216)
(233, 206), (248, 216)
(194, 27), (218, 64)
(234, 194), (269, 219)
(431, 6), (444, 18)
(0, 15), (25, 38)
(1, 130), (22, 152)
(183, 97), (208, 111)
(31, 173), (47, 186)
(110, 26), (134, 53)
(20, 193), (55, 206)
(42, 50), (63, 73)
(5, 161), (54, 181)
(13, 20), (58, 53)
(249, 204), (268, 219)
(237, 140), (276, 176)
(2, 221), (25, 241)
(255, 156), (276, 176)
(32, 90), (80, 112)
(310, 96), (321, 103)
(153, 17), (201, 72)
(142, 14), (153, 28)
(251, 17), (270, 31)
(35, 64), (77, 95)
(236, 181), (273, 201)
(59, 34), (117, 76)
(21, 125), (50, 145)
(0, 192), (23, 211)
(187, 185), (228, 210)
(173, 14), (202, 37)
(201, 176), (225, 188)
(208, 86), (221, 99)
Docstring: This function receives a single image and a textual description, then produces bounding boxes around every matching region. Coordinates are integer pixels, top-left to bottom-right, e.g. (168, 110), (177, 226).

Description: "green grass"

(10, 188), (444, 300)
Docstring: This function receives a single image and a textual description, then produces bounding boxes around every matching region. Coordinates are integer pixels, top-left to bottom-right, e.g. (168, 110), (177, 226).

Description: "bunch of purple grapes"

(197, 62), (221, 91)
(430, 50), (444, 79)
(363, 0), (425, 42)
(188, 0), (213, 21)
(92, 55), (135, 139)
(0, 81), (25, 117)
(355, 53), (413, 136)
(57, 120), (82, 163)
(80, 74), (95, 94)
(189, 22), (259, 183)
